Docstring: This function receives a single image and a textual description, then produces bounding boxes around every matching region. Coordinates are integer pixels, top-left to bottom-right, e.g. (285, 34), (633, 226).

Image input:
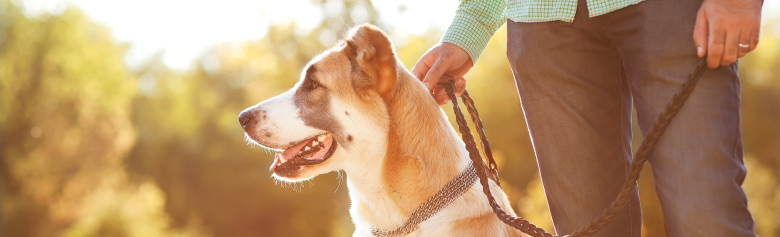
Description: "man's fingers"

(738, 30), (750, 58)
(707, 24), (726, 69)
(411, 54), (435, 82)
(431, 77), (466, 106)
(433, 86), (450, 105)
(721, 28), (739, 66)
(696, 0), (763, 66)
(454, 77), (466, 97)
(411, 65), (428, 82)
(749, 26), (760, 53)
(693, 9), (709, 58)
(422, 56), (448, 92)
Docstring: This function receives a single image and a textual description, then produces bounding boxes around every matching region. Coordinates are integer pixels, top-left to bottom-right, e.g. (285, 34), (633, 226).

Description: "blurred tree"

(0, 2), (207, 237)
(1, 0), (777, 236)
(1, 3), (132, 236)
(309, 0), (381, 46)
(737, 20), (780, 237)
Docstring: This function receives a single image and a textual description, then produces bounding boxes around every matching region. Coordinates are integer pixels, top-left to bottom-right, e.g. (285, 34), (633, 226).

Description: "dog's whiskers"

(334, 170), (344, 193)
(270, 174), (310, 193)
(245, 135), (280, 156)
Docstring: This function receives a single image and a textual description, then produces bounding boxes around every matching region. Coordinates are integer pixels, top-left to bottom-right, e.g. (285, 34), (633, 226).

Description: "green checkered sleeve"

(441, 0), (507, 63)
(587, 0), (644, 17)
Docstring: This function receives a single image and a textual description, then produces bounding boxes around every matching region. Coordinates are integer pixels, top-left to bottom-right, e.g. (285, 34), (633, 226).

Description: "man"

(411, 0), (762, 236)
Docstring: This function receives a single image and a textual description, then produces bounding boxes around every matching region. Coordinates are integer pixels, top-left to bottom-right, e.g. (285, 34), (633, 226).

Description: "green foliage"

(1, 0), (778, 236)
(0, 3), (201, 237)
(737, 21), (780, 237)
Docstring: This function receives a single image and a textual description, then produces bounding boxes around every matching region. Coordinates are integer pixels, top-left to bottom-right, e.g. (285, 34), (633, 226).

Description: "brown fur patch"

(378, 66), (466, 218)
(293, 63), (345, 140)
(381, 124), (426, 215)
(344, 24), (398, 102)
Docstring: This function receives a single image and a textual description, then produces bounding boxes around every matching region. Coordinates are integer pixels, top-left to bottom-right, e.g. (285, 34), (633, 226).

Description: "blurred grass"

(1, 0), (778, 236)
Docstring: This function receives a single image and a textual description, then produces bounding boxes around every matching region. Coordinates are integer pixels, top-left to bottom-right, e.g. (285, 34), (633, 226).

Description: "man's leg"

(505, 3), (641, 236)
(593, 0), (756, 235)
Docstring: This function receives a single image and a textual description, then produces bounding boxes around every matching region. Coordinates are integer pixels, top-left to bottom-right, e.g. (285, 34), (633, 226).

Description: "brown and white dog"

(239, 24), (525, 237)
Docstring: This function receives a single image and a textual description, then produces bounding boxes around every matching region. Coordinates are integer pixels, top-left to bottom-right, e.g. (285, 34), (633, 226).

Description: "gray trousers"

(506, 0), (755, 236)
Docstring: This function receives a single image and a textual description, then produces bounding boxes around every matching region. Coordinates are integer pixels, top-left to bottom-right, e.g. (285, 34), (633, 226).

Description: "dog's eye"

(306, 80), (320, 90)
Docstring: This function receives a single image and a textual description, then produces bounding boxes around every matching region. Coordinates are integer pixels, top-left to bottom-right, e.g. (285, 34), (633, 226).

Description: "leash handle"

(443, 58), (709, 237)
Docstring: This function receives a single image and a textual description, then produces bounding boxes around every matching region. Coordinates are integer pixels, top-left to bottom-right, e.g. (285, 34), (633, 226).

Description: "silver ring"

(738, 43), (750, 49)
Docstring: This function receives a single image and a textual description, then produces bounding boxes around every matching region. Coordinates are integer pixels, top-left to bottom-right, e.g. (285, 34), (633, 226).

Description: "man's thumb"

(693, 9), (708, 58)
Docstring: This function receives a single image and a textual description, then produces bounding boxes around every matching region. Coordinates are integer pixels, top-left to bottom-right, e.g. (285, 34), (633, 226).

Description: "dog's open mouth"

(269, 133), (337, 172)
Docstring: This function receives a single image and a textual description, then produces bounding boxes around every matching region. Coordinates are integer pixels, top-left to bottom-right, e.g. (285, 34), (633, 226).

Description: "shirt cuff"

(441, 13), (496, 64)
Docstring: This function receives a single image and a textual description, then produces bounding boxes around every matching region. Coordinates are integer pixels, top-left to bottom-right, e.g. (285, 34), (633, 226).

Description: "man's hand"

(411, 43), (473, 105)
(694, 0), (763, 69)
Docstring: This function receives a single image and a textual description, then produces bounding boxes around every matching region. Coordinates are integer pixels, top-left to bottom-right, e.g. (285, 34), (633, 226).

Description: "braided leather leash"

(442, 58), (709, 237)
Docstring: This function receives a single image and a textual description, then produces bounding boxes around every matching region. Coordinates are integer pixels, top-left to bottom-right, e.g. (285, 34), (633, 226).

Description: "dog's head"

(239, 24), (403, 182)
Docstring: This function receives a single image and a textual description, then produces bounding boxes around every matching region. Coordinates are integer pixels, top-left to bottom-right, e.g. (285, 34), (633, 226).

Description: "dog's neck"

(344, 65), (472, 230)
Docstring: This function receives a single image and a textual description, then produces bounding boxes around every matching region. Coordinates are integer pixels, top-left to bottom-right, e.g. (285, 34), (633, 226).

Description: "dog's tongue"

(269, 137), (312, 171)
(269, 135), (334, 171)
(282, 138), (311, 159)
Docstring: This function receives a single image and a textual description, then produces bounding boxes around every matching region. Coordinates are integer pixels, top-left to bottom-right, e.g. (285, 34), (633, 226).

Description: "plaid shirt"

(442, 0), (644, 62)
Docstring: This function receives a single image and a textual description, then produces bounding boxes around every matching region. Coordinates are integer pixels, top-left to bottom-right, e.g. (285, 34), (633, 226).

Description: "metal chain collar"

(370, 162), (478, 237)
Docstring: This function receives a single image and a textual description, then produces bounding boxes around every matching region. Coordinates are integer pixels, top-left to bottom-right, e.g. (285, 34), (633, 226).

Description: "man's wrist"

(441, 13), (495, 64)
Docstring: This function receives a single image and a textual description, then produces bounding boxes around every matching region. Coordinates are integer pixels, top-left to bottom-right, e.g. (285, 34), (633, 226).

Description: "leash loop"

(443, 58), (709, 237)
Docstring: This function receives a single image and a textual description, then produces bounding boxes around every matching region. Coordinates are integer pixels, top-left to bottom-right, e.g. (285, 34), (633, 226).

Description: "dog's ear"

(343, 24), (397, 100)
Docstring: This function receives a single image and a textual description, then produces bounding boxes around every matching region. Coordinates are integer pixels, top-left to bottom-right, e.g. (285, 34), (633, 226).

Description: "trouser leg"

(592, 0), (756, 235)
(505, 3), (641, 236)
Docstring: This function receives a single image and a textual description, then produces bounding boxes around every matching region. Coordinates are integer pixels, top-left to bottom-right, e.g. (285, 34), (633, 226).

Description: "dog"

(239, 24), (525, 237)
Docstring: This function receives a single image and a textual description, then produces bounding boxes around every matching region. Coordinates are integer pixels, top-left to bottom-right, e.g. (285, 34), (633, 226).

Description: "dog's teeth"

(312, 141), (319, 146)
(280, 157), (288, 164)
(318, 136), (325, 142)
(304, 146), (311, 151)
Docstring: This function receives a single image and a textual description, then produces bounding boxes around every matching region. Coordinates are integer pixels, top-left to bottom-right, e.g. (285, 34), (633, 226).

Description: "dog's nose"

(238, 111), (253, 127)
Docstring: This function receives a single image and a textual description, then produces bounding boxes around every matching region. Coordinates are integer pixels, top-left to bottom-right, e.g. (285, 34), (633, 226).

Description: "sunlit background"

(1, 0), (778, 236)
